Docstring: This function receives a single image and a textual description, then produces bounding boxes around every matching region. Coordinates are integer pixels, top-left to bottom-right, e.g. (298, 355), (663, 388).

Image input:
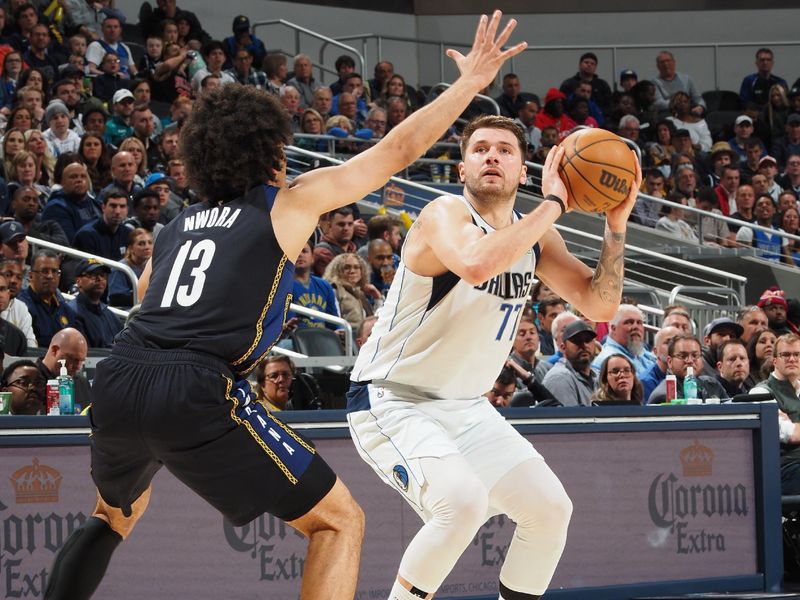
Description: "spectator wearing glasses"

(750, 333), (800, 494)
(777, 150), (800, 194)
(255, 355), (297, 412)
(1, 359), (45, 414)
(68, 259), (122, 349)
(17, 249), (77, 347)
(323, 252), (382, 334)
(739, 48), (788, 108)
(648, 334), (727, 404)
(591, 354), (643, 404)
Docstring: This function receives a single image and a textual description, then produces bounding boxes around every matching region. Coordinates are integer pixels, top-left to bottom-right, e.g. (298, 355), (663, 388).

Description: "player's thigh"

(451, 399), (542, 492)
(286, 477), (364, 538)
(348, 394), (465, 517)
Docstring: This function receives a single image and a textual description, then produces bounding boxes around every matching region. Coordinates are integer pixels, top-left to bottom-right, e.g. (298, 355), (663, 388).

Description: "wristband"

(545, 194), (566, 215)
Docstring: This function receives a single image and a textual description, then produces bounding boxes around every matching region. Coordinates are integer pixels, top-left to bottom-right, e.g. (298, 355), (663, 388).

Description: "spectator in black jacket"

(41, 162), (101, 244)
(68, 258), (122, 349)
(73, 187), (133, 261)
(10, 185), (69, 248)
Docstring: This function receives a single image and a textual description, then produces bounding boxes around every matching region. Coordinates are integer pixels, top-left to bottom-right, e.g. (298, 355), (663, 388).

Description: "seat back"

(290, 328), (344, 358)
(702, 90), (742, 113)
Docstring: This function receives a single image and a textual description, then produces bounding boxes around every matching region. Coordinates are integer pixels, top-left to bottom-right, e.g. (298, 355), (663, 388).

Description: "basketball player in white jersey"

(347, 117), (641, 600)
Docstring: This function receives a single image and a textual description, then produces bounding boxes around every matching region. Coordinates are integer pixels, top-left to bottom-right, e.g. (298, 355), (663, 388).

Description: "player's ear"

(458, 161), (466, 183)
(519, 163), (527, 185)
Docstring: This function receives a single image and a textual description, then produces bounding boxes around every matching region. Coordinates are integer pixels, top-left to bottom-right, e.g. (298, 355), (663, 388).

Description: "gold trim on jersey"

(238, 293), (293, 377)
(223, 375), (297, 484)
(231, 254), (288, 368)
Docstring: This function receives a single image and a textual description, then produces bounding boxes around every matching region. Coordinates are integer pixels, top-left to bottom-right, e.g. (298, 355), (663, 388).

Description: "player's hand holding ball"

(555, 128), (642, 227)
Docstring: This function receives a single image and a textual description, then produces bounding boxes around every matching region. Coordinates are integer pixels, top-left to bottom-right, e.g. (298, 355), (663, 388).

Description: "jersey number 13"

(160, 239), (217, 308)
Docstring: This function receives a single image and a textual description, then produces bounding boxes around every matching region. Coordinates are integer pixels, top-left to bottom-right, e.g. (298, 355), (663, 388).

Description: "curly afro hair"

(180, 85), (291, 203)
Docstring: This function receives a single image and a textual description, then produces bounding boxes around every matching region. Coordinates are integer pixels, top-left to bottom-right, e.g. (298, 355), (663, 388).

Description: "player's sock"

(389, 580), (429, 599)
(498, 580), (541, 599)
(44, 516), (122, 600)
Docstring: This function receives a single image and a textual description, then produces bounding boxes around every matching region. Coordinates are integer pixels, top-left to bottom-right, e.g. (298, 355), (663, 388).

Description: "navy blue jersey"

(120, 185), (294, 376)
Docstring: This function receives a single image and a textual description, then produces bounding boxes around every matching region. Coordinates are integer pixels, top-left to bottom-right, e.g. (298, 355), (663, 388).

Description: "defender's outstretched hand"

(541, 145), (571, 213)
(605, 150), (642, 232)
(446, 11), (527, 90)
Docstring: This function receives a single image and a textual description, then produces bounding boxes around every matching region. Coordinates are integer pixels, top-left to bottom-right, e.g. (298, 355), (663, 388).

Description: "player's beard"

(463, 172), (519, 205)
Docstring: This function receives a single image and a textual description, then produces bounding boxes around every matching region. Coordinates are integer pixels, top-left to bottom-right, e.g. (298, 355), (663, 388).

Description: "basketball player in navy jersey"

(43, 12), (527, 600)
(347, 117), (641, 600)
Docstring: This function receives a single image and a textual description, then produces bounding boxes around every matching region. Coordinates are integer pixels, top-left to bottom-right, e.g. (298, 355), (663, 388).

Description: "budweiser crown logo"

(10, 457), (62, 504)
(680, 441), (714, 477)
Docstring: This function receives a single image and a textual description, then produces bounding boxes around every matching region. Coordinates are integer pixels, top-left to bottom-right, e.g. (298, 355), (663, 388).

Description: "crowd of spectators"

(0, 4), (799, 415)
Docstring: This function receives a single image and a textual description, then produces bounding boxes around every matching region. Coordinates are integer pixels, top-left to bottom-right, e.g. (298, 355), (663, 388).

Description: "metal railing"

(328, 33), (800, 92)
(285, 144), (748, 304)
(251, 19), (365, 84)
(27, 236), (140, 306)
(427, 82), (501, 117)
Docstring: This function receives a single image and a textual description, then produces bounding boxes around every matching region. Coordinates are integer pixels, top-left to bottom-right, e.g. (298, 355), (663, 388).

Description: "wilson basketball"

(558, 128), (637, 213)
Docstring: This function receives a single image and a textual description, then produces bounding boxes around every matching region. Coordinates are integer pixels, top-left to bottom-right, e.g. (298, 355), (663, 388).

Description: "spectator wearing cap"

(652, 50), (706, 119)
(0, 219), (29, 266)
(534, 88), (576, 141)
(773, 116), (800, 172)
(0, 257), (37, 348)
(735, 194), (791, 264)
(104, 88), (135, 147)
(758, 155), (783, 201)
(701, 317), (744, 376)
(51, 78), (85, 136)
(67, 258), (122, 349)
(86, 15), (137, 79)
(740, 48), (788, 108)
(73, 187), (133, 261)
(42, 100), (81, 157)
(144, 172), (181, 223)
(758, 288), (798, 335)
(17, 249), (77, 347)
(619, 69), (638, 93)
(728, 115), (766, 162)
(704, 142), (738, 188)
(648, 334), (728, 404)
(591, 304), (657, 377)
(542, 320), (599, 407)
(559, 52), (613, 117)
(10, 186), (69, 249)
(222, 15), (266, 71)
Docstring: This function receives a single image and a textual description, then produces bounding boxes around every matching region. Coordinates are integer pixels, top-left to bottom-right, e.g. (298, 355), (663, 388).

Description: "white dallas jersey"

(352, 196), (539, 399)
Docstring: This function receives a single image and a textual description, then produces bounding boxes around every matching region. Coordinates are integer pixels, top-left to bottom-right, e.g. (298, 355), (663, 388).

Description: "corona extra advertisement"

(0, 431), (758, 598)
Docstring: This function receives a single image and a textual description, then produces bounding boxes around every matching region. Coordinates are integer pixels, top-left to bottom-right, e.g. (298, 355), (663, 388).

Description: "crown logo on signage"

(10, 458), (62, 504)
(680, 441), (714, 477)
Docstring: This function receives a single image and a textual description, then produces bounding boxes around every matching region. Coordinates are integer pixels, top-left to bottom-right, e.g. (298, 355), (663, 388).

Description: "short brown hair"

(459, 114), (527, 158)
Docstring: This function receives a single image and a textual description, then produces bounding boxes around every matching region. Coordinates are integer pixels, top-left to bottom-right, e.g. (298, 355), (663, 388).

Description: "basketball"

(558, 128), (638, 213)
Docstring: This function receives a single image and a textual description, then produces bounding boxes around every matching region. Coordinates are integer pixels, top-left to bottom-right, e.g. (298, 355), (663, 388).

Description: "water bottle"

(683, 366), (699, 404)
(58, 359), (74, 416)
(186, 50), (207, 81)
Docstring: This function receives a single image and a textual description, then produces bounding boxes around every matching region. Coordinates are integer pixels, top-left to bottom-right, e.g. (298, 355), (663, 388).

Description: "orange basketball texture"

(557, 129), (637, 213)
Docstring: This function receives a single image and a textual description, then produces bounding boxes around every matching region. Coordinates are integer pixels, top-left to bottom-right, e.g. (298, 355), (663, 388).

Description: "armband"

(545, 194), (566, 215)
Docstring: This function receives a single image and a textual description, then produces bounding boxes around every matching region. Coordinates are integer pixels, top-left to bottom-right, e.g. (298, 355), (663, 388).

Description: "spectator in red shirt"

(534, 88), (576, 141)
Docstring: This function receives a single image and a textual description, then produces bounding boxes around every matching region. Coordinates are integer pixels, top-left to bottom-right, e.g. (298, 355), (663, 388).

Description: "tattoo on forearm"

(591, 229), (625, 304)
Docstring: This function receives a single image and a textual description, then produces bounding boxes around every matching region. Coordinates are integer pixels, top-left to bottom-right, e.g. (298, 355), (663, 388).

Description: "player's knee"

(526, 486), (572, 533)
(431, 476), (489, 530)
(92, 487), (151, 540)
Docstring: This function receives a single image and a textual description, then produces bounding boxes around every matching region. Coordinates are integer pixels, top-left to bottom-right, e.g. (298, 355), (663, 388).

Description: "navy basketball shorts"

(89, 344), (336, 526)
